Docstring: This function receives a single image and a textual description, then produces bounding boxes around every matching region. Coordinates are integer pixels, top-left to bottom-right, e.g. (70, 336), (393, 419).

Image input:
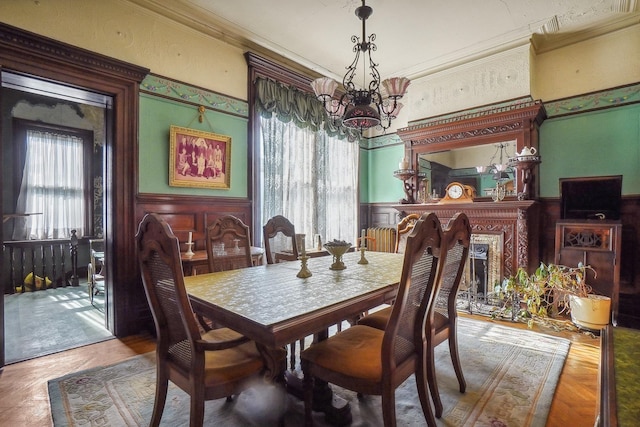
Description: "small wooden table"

(180, 247), (264, 276)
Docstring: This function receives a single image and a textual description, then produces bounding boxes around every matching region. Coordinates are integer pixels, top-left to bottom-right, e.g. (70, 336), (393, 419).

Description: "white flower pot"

(569, 294), (611, 330)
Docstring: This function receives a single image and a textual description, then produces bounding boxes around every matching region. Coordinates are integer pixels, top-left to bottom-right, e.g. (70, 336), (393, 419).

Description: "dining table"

(184, 250), (404, 424)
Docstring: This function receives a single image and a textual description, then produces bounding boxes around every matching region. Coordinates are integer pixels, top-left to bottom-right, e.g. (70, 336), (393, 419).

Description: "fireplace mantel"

(394, 200), (540, 278)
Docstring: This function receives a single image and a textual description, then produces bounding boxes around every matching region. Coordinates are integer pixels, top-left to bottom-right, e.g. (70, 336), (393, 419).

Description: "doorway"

(1, 71), (114, 363)
(0, 22), (149, 369)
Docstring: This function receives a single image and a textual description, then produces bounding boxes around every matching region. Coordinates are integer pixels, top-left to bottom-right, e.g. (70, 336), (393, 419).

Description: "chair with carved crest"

(358, 212), (471, 418)
(395, 213), (421, 254)
(206, 215), (253, 273)
(196, 215), (254, 331)
(263, 215), (304, 370)
(135, 213), (280, 427)
(263, 215), (299, 265)
(301, 212), (444, 427)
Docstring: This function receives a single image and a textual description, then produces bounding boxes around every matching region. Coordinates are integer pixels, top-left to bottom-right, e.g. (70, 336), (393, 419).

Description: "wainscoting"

(135, 193), (253, 252)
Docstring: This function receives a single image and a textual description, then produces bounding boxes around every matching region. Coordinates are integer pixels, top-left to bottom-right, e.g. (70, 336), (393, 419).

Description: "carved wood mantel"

(394, 99), (546, 279)
(397, 99), (546, 200)
(395, 201), (540, 278)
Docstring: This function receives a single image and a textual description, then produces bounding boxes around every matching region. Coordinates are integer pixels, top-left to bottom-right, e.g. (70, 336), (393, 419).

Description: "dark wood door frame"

(0, 23), (149, 368)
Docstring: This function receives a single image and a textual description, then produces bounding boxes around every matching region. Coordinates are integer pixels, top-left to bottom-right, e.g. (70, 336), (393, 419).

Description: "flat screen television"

(560, 175), (622, 220)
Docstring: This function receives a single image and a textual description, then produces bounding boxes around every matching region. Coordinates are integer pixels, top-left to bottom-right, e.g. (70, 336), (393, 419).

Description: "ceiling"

(132, 0), (639, 86)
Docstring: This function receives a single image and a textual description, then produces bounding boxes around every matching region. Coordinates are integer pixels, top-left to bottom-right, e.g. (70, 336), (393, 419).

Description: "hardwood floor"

(490, 315), (602, 427)
(0, 334), (156, 427)
(0, 315), (600, 426)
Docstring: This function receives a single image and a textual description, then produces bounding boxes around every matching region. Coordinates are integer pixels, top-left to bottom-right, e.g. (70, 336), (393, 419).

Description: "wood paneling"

(135, 193), (252, 252)
(365, 195), (640, 328)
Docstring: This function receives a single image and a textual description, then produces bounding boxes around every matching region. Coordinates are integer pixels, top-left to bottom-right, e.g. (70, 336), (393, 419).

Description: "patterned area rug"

(48, 317), (569, 426)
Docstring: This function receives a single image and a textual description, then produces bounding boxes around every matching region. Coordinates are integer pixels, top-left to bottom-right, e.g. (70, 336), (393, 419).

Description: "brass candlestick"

(358, 247), (368, 264)
(297, 255), (312, 278)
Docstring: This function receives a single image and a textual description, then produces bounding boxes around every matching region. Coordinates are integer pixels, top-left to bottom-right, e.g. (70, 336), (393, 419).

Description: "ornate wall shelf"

(393, 169), (425, 204)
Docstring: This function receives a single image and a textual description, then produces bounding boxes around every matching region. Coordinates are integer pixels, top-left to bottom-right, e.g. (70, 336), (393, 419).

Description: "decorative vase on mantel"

(508, 147), (541, 200)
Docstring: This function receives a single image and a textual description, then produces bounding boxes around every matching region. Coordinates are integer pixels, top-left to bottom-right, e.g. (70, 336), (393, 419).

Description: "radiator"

(366, 227), (397, 253)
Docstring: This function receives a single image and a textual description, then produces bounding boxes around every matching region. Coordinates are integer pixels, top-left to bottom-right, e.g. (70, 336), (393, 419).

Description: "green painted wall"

(539, 103), (640, 197)
(359, 148), (369, 203)
(138, 93), (249, 197)
(364, 144), (406, 203)
(361, 101), (640, 203)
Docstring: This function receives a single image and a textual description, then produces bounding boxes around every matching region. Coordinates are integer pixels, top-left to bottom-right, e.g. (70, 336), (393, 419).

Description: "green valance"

(254, 77), (359, 141)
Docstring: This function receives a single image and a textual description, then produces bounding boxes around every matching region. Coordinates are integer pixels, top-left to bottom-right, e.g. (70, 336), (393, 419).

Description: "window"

(13, 121), (92, 240)
(258, 114), (359, 246)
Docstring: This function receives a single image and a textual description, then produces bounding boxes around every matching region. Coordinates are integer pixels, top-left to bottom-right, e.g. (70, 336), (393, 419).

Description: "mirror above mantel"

(418, 141), (518, 201)
(397, 98), (546, 202)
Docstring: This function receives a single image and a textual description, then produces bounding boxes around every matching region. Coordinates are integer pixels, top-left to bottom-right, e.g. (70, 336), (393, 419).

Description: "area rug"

(48, 317), (570, 426)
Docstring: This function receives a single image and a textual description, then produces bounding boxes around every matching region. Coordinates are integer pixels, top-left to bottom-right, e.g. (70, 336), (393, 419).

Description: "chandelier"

(310, 0), (410, 131)
(475, 143), (514, 181)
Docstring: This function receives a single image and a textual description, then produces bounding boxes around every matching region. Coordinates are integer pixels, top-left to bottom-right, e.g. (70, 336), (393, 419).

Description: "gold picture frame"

(169, 125), (231, 189)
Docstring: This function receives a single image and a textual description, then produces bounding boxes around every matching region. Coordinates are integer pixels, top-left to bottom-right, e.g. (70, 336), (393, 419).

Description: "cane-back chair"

(263, 215), (304, 370)
(395, 213), (421, 254)
(136, 213), (273, 427)
(301, 212), (444, 427)
(357, 212), (471, 417)
(263, 215), (299, 264)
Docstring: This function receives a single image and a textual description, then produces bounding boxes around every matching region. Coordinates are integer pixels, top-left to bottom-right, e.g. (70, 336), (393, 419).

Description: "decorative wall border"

(361, 133), (403, 150)
(544, 82), (640, 118)
(407, 96), (535, 128)
(140, 74), (248, 117)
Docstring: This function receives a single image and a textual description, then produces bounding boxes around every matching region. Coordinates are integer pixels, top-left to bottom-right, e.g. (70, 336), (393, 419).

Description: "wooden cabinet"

(555, 220), (621, 324)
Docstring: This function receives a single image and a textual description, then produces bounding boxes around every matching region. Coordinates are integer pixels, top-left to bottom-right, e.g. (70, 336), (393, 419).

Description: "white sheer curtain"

(259, 114), (359, 248)
(13, 130), (86, 240)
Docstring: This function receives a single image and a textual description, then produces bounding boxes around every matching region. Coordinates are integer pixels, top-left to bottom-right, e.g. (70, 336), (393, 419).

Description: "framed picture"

(169, 125), (231, 189)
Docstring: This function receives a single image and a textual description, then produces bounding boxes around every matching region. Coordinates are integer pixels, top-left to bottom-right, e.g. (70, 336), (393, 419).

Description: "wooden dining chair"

(263, 215), (305, 370)
(395, 213), (421, 254)
(135, 213), (279, 427)
(301, 212), (444, 427)
(357, 212), (471, 418)
(263, 215), (299, 264)
(205, 215), (253, 273)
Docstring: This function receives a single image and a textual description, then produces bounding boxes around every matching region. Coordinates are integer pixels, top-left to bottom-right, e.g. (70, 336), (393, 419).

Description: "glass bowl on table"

(323, 240), (351, 270)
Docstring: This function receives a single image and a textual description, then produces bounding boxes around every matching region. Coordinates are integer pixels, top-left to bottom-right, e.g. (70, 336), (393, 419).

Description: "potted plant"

(492, 262), (611, 331)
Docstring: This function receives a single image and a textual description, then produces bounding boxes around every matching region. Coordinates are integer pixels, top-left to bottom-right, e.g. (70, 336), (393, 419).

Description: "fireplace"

(396, 200), (539, 276)
(459, 233), (505, 314)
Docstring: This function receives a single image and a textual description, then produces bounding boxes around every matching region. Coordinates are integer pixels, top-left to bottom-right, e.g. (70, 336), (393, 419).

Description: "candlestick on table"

(358, 246), (368, 265)
(297, 255), (312, 278)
